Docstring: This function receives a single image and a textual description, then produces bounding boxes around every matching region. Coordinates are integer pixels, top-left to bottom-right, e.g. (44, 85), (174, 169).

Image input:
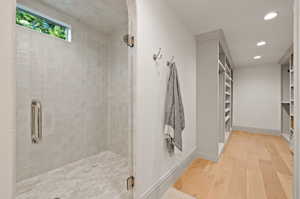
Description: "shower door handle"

(31, 100), (42, 144)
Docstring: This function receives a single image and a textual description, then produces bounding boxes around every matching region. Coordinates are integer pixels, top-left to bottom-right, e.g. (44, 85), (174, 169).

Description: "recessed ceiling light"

(254, 56), (262, 60)
(264, 11), (278, 20)
(257, 41), (266, 46)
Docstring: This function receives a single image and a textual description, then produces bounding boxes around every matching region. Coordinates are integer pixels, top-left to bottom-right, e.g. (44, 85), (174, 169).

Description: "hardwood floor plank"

(264, 140), (292, 175)
(225, 159), (247, 199)
(259, 160), (288, 199)
(247, 168), (267, 199)
(206, 163), (232, 199)
(173, 131), (293, 199)
(173, 159), (216, 199)
(280, 153), (293, 174)
(277, 172), (293, 199)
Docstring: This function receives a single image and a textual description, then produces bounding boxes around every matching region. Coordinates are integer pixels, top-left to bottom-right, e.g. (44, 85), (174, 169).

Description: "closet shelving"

(289, 53), (295, 144)
(218, 43), (233, 156)
(196, 30), (234, 162)
(280, 47), (295, 151)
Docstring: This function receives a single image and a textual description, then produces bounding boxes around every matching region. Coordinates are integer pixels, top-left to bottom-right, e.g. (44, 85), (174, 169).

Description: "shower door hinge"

(123, 34), (135, 48)
(127, 176), (135, 190)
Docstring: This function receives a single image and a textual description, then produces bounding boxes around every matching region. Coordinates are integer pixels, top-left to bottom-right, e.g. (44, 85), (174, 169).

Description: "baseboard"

(138, 148), (198, 199)
(196, 151), (218, 162)
(282, 133), (291, 142)
(232, 126), (281, 136)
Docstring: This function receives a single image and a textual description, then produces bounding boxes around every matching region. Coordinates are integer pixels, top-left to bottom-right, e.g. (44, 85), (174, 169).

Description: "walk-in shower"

(16, 0), (132, 198)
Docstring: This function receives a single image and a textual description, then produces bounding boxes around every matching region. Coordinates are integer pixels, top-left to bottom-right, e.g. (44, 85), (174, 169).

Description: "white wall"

(196, 38), (219, 161)
(233, 64), (281, 131)
(135, 0), (196, 198)
(0, 0), (16, 198)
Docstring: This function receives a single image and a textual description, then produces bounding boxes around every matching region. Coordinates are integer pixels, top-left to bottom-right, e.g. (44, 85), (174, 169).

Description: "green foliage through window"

(16, 6), (70, 41)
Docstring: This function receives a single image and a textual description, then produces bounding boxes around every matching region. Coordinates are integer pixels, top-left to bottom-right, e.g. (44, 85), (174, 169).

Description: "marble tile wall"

(107, 27), (130, 157)
(16, 1), (109, 181)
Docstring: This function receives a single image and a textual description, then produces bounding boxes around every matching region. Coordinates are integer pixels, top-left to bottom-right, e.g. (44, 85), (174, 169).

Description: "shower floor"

(16, 151), (130, 199)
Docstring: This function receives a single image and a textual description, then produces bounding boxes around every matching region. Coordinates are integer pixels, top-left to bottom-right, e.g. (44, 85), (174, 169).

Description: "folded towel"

(164, 63), (185, 151)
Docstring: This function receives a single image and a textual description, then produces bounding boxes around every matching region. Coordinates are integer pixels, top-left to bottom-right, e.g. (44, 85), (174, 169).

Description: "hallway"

(173, 131), (293, 199)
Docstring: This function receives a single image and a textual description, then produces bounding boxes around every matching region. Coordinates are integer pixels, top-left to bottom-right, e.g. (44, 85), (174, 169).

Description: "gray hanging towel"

(164, 63), (185, 151)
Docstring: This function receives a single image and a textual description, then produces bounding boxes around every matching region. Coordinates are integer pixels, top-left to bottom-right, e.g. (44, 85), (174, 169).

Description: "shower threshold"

(16, 151), (130, 199)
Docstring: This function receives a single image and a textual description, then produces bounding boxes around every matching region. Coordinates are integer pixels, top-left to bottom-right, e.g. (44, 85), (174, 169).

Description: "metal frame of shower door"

(127, 0), (137, 198)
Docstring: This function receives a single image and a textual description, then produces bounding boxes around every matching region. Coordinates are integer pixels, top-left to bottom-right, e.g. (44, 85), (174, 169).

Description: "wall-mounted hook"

(123, 34), (135, 48)
(153, 48), (163, 61)
(167, 56), (175, 67)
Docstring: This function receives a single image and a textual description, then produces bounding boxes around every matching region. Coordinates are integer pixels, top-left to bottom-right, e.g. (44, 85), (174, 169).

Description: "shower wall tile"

(16, 1), (109, 181)
(16, 26), (33, 182)
(107, 26), (130, 158)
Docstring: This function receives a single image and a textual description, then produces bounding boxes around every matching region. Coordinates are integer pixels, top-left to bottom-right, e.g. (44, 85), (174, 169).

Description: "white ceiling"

(166, 0), (294, 67)
(38, 0), (128, 33)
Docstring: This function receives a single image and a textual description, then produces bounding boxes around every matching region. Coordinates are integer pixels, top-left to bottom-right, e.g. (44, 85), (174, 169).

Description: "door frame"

(127, 0), (137, 198)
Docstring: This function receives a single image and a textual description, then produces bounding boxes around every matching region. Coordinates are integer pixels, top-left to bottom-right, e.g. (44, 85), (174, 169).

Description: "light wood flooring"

(162, 188), (196, 199)
(174, 131), (293, 199)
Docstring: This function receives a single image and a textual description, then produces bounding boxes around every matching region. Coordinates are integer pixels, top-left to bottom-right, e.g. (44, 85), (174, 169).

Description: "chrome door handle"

(31, 100), (42, 144)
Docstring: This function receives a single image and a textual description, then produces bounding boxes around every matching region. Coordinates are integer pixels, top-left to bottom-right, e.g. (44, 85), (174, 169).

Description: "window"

(16, 5), (71, 41)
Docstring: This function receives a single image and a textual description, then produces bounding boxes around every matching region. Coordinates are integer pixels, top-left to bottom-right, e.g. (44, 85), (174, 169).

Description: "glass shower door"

(16, 0), (133, 198)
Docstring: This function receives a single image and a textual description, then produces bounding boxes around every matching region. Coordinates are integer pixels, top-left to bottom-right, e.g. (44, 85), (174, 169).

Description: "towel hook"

(167, 56), (175, 67)
(153, 48), (163, 61)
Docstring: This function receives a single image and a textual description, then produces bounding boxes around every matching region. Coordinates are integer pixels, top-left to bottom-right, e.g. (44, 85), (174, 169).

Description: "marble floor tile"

(16, 151), (130, 199)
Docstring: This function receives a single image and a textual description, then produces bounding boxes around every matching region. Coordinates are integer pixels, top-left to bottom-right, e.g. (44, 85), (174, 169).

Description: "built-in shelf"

(290, 54), (295, 150)
(280, 48), (294, 151)
(198, 33), (234, 161)
(218, 60), (225, 71)
(225, 73), (232, 81)
(225, 115), (230, 122)
(197, 38), (234, 160)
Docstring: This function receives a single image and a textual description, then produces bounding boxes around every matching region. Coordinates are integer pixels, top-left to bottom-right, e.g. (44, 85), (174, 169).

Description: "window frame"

(16, 4), (72, 42)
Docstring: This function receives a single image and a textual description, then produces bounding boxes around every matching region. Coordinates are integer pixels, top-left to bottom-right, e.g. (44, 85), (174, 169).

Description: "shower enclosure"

(16, 0), (133, 198)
